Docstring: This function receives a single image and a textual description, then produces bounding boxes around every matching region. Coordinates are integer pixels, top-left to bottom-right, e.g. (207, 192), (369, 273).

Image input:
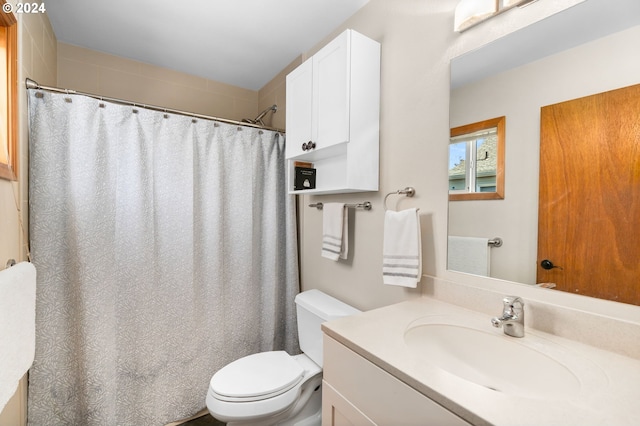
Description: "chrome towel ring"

(384, 187), (415, 211)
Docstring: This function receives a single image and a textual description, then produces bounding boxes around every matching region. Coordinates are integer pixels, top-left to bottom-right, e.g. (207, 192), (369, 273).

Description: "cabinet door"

(285, 58), (313, 159)
(312, 31), (350, 151)
(322, 381), (375, 426)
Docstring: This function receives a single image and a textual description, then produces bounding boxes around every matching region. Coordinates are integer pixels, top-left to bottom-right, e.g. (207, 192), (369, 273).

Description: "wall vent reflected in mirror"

(449, 116), (504, 201)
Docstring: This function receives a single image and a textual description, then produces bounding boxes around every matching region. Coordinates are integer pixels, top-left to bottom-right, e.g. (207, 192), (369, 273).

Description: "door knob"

(540, 259), (562, 270)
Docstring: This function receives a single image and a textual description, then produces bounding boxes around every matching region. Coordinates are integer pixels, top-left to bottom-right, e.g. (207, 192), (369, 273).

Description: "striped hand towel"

(321, 203), (348, 261)
(383, 208), (421, 287)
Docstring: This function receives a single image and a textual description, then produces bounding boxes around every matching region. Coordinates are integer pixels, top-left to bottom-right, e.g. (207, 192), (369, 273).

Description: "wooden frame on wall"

(449, 116), (505, 201)
(0, 2), (17, 181)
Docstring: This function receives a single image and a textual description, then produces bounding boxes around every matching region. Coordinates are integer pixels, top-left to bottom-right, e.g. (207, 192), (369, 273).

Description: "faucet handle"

(500, 296), (524, 319)
(494, 296), (525, 338)
(503, 296), (524, 308)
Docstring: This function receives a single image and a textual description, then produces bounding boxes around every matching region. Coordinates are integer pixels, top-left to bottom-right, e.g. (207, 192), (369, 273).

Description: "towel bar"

(488, 237), (503, 247)
(309, 202), (372, 210)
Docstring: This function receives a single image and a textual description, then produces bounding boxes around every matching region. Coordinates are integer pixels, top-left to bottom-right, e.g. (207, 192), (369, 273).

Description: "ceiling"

(46, 0), (370, 91)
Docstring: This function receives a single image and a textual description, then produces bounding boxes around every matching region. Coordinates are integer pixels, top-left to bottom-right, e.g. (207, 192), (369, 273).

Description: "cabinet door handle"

(302, 141), (316, 151)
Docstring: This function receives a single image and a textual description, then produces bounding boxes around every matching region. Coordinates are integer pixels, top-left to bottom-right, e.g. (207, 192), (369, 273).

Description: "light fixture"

(454, 0), (498, 32)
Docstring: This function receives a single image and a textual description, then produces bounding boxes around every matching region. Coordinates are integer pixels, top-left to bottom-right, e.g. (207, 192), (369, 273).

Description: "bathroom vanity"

(322, 333), (470, 425)
(321, 296), (640, 425)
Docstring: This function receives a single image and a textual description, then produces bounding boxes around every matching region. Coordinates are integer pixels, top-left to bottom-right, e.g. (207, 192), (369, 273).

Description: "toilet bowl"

(206, 290), (360, 426)
(206, 352), (322, 425)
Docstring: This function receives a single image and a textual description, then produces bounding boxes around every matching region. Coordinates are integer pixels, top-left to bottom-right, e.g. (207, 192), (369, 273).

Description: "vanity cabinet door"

(323, 335), (471, 426)
(323, 381), (375, 426)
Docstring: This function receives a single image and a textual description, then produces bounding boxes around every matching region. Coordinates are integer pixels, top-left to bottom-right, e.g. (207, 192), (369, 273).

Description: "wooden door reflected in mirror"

(538, 83), (640, 305)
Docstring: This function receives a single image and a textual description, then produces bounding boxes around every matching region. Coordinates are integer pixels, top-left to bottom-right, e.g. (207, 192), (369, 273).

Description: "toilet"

(206, 289), (360, 426)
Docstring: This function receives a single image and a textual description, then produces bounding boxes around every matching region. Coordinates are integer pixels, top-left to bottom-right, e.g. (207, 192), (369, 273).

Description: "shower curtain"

(26, 90), (300, 425)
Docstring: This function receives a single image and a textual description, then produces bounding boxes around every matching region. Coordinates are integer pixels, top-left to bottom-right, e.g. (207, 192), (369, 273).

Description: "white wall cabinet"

(322, 335), (471, 426)
(286, 29), (380, 195)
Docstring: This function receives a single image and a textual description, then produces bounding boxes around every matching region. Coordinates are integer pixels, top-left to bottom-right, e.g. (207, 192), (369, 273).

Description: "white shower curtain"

(27, 90), (300, 425)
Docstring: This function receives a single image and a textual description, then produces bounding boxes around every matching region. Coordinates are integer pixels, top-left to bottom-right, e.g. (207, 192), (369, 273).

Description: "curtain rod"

(25, 78), (285, 133)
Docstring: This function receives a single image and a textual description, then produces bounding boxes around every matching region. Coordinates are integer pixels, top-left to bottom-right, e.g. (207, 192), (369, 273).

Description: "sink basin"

(404, 318), (581, 399)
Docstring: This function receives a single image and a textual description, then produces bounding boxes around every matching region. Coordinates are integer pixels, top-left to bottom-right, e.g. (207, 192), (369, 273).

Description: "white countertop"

(321, 296), (640, 426)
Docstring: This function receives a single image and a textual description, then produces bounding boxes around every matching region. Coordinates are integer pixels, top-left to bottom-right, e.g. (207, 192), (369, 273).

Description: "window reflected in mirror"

(449, 116), (504, 201)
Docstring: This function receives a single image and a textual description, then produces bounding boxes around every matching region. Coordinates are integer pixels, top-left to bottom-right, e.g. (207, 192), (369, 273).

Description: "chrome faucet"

(491, 296), (525, 337)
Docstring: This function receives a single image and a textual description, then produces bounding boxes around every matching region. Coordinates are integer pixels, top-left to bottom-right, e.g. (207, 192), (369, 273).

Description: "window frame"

(0, 2), (17, 181)
(449, 116), (505, 201)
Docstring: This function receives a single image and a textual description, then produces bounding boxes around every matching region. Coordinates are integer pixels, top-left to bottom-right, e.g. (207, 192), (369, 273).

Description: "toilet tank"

(294, 289), (361, 367)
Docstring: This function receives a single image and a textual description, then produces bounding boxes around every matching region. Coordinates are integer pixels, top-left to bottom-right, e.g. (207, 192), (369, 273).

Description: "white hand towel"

(322, 203), (348, 261)
(447, 236), (490, 276)
(383, 208), (422, 287)
(0, 261), (37, 412)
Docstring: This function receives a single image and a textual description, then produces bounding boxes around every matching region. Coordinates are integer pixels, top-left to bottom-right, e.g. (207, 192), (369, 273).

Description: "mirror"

(448, 0), (640, 303)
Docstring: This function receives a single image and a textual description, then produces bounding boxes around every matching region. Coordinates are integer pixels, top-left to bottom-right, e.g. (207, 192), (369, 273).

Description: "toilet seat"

(210, 351), (304, 402)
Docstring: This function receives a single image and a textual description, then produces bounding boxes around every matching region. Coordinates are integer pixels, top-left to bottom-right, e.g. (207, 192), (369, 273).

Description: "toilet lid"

(211, 351), (304, 401)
